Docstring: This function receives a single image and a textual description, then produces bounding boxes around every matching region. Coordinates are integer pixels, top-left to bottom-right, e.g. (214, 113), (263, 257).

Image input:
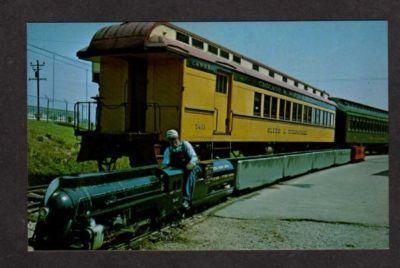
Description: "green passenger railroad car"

(330, 97), (388, 152)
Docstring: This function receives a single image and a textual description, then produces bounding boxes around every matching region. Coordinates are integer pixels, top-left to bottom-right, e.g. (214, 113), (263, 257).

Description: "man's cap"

(166, 129), (179, 139)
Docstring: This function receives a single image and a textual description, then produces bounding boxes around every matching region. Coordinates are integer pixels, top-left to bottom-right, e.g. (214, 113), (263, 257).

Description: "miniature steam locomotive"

(31, 160), (234, 249)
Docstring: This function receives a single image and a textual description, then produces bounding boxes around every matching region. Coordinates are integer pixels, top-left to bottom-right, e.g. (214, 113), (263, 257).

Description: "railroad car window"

(326, 112), (329, 126)
(309, 107), (313, 124)
(283, 76), (287, 82)
(216, 73), (228, 93)
(320, 110), (324, 125)
(254, 92), (262, 116)
(304, 106), (308, 123)
(192, 38), (204, 49)
(294, 81), (298, 87)
(312, 108), (316, 124)
(322, 111), (326, 126)
(292, 103), (298, 122)
(253, 64), (259, 71)
(271, 97), (278, 118)
(324, 112), (327, 126)
(233, 55), (241, 64)
(279, 99), (285, 120)
(220, 49), (229, 59)
(355, 118), (360, 131)
(269, 70), (274, 77)
(285, 101), (291, 120)
(315, 109), (320, 125)
(208, 44), (218, 55)
(264, 95), (271, 118)
(304, 106), (312, 123)
(327, 112), (331, 126)
(305, 85), (308, 91)
(176, 32), (189, 44)
(332, 114), (335, 127)
(303, 105), (310, 123)
(297, 104), (303, 122)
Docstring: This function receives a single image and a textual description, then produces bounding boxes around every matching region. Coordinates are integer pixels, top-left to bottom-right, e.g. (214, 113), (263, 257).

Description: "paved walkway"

(215, 155), (388, 227)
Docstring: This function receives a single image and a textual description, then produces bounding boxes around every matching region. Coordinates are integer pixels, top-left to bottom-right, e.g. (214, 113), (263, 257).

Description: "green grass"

(28, 120), (130, 185)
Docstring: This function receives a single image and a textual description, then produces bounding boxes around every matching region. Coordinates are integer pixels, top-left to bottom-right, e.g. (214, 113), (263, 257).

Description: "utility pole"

(29, 60), (47, 121)
(52, 54), (55, 109)
(85, 69), (88, 102)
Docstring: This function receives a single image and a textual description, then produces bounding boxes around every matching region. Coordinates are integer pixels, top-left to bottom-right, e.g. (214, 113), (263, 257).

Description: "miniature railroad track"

(27, 184), (48, 214)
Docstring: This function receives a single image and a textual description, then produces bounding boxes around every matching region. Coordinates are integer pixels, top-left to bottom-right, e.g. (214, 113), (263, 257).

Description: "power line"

(27, 43), (90, 66)
(27, 49), (89, 70)
(29, 38), (89, 44)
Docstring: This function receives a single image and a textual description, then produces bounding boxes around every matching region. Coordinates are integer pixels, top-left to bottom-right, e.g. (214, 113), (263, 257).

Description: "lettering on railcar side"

(267, 127), (308, 135)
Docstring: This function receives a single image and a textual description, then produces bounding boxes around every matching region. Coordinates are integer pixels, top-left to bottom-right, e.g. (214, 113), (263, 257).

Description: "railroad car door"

(128, 59), (147, 132)
(214, 72), (232, 134)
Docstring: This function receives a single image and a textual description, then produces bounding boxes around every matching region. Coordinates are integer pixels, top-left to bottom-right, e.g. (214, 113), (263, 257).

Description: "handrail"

(74, 101), (99, 133)
(213, 107), (219, 134)
(74, 100), (180, 134)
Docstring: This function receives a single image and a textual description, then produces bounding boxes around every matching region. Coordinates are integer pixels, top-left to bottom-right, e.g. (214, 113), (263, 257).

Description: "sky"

(27, 21), (388, 110)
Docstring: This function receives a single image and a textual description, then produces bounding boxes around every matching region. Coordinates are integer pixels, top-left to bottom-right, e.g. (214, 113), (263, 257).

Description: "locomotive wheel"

(97, 157), (117, 172)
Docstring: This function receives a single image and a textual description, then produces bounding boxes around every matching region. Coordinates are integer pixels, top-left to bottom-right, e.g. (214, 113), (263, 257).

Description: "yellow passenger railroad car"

(76, 22), (337, 168)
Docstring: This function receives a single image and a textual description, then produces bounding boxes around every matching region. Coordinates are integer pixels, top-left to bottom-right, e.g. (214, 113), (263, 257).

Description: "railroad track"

(106, 213), (203, 250)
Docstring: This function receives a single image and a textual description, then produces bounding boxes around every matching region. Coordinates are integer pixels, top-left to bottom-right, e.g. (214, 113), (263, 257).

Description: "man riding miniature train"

(160, 129), (201, 210)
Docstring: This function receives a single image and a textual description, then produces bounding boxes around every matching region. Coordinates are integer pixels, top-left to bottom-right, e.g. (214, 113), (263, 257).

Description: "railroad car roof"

(330, 97), (388, 120)
(77, 22), (337, 107)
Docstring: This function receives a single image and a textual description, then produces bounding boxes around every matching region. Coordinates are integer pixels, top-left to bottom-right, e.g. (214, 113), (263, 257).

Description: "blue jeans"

(184, 165), (202, 202)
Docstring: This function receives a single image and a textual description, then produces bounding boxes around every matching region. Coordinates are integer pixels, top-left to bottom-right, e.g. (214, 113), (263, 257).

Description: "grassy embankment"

(28, 120), (130, 186)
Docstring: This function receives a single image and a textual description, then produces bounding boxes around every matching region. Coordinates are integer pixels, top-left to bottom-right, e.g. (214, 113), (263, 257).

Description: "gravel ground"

(142, 213), (388, 250)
